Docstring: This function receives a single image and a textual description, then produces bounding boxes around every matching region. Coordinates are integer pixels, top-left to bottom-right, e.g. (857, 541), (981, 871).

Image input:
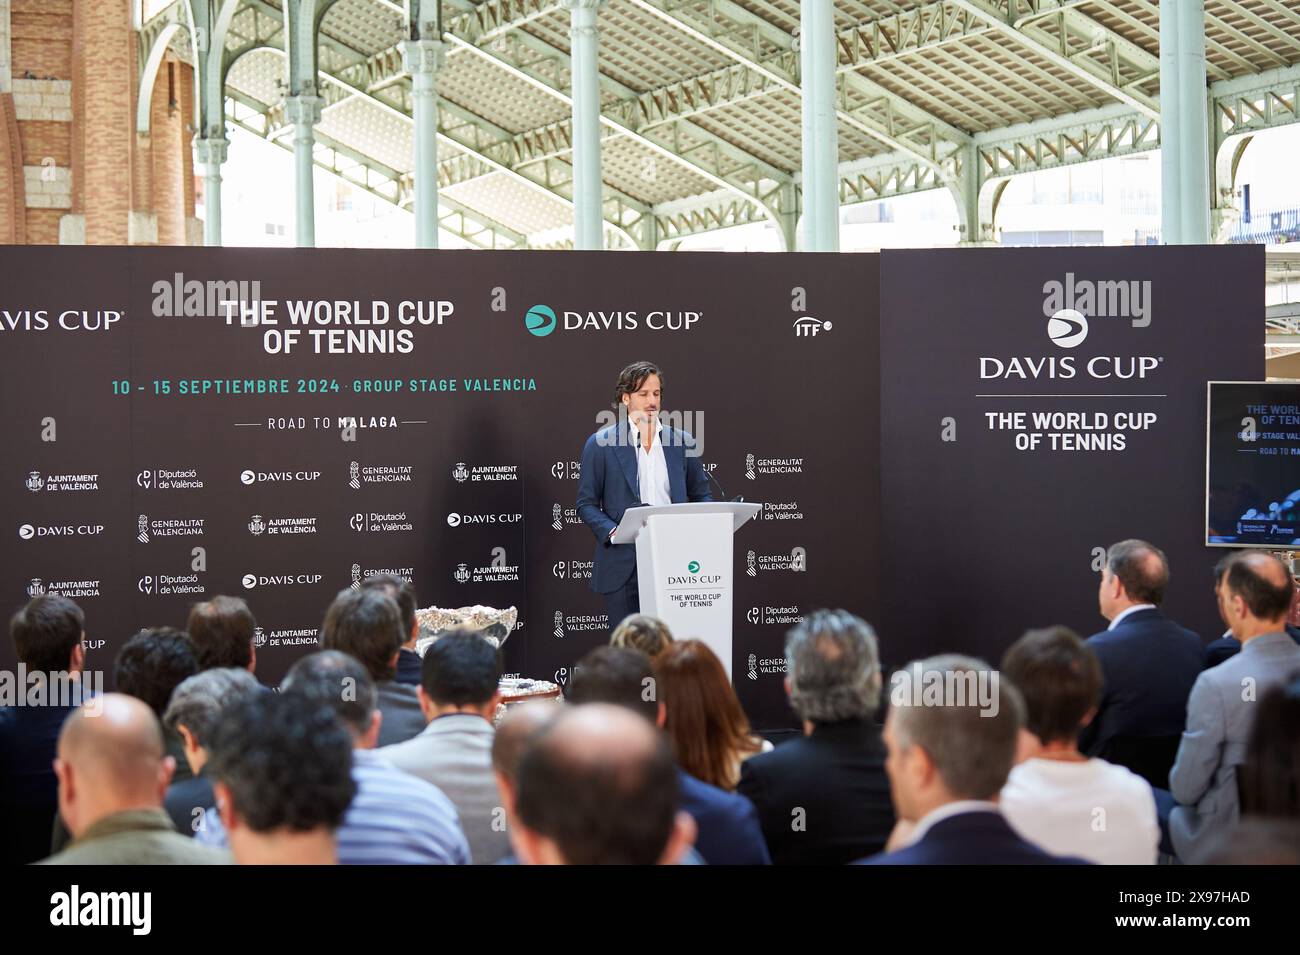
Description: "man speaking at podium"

(576, 361), (712, 629)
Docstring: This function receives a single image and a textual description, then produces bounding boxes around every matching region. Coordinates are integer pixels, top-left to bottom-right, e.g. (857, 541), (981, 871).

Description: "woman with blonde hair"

(609, 614), (674, 658)
(654, 639), (771, 790)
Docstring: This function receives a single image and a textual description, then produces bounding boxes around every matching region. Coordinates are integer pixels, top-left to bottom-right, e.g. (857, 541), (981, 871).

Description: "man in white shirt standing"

(1000, 626), (1159, 864)
(576, 362), (712, 629)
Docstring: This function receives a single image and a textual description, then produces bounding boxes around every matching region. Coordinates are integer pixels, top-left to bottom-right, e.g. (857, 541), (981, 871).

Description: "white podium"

(611, 501), (761, 679)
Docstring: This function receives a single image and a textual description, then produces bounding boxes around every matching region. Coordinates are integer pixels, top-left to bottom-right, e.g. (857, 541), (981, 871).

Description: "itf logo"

(793, 316), (831, 337)
(26, 471), (43, 492)
(525, 304), (557, 337)
(747, 653), (758, 681)
(138, 514), (149, 543)
(349, 462), (361, 490)
(746, 550), (756, 577)
(554, 611), (564, 639)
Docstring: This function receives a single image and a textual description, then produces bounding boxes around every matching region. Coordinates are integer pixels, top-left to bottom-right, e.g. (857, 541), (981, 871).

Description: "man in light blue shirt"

(200, 649), (469, 864)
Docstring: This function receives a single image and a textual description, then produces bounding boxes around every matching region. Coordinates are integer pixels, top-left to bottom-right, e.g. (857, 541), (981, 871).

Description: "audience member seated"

(609, 613), (674, 658)
(860, 655), (1085, 865)
(360, 573), (422, 686)
(186, 596), (259, 674)
(1238, 673), (1300, 820)
(999, 626), (1159, 864)
(1169, 551), (1300, 863)
(569, 646), (769, 865)
(491, 701), (561, 863)
(1080, 539), (1203, 787)
(206, 690), (355, 865)
(379, 631), (507, 864)
(114, 627), (200, 786)
(161, 667), (263, 837)
(512, 703), (696, 865)
(0, 595), (91, 865)
(319, 587), (424, 745)
(654, 639), (770, 790)
(1202, 581), (1300, 670)
(40, 695), (227, 865)
(737, 609), (894, 865)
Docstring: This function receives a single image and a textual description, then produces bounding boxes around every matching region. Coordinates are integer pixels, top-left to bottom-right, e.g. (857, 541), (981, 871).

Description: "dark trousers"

(603, 573), (640, 631)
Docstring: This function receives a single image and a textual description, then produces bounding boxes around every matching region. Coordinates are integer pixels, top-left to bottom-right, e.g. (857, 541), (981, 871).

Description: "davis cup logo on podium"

(26, 471), (43, 492)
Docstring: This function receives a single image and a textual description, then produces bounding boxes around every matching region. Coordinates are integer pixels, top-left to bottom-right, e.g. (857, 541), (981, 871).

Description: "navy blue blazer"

(1204, 624), (1300, 670)
(1078, 608), (1203, 757)
(575, 423), (712, 594)
(856, 810), (1089, 865)
(677, 769), (771, 866)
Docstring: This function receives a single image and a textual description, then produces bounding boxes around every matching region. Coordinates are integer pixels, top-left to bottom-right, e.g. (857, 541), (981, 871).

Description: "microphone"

(704, 463), (743, 503)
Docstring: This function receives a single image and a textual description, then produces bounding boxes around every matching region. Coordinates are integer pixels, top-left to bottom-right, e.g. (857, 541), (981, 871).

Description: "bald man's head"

(491, 700), (560, 782)
(514, 704), (683, 864)
(1218, 550), (1295, 624)
(55, 693), (174, 837)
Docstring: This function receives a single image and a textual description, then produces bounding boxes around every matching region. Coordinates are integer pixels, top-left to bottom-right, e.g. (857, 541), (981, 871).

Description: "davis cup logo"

(240, 470), (256, 485)
(26, 471), (43, 492)
(27, 578), (45, 597)
(350, 563), (361, 589)
(138, 576), (154, 594)
(747, 653), (758, 681)
(454, 563), (471, 584)
(554, 611), (564, 639)
(138, 514), (149, 543)
(687, 560), (700, 573)
(248, 515), (266, 536)
(349, 462), (360, 490)
(526, 304), (557, 337)
(746, 550), (756, 577)
(241, 574), (257, 590)
(452, 462), (469, 483)
(552, 503), (563, 531)
(18, 524), (35, 540)
(1047, 308), (1089, 348)
(446, 513), (461, 527)
(745, 454), (756, 481)
(136, 470), (153, 489)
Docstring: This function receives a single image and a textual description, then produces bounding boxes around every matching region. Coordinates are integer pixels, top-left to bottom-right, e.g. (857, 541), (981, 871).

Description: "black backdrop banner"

(879, 245), (1262, 668)
(0, 247), (878, 730)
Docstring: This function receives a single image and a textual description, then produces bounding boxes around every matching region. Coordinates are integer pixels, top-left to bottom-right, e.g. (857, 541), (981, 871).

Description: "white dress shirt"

(630, 420), (671, 507)
(1107, 603), (1156, 631)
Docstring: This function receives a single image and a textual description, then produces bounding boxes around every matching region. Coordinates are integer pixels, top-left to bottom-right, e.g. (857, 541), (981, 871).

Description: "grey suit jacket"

(1169, 631), (1300, 863)
(375, 680), (427, 747)
(378, 713), (511, 865)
